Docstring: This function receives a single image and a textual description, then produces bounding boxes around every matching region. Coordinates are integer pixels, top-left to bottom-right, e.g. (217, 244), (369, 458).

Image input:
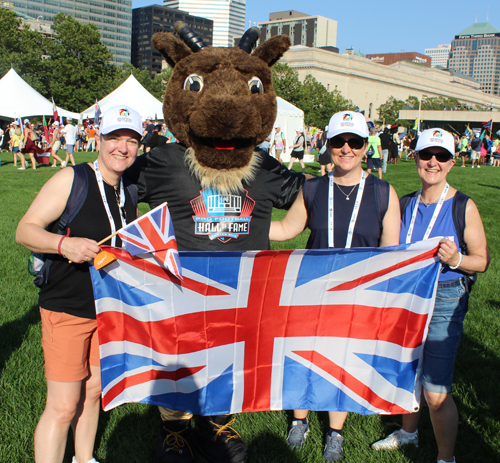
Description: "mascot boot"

(194, 414), (248, 463)
(154, 419), (194, 463)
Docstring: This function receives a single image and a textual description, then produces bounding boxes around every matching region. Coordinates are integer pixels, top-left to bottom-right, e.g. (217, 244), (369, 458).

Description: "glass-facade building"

(12, 0), (132, 65)
(132, 5), (212, 77)
(163, 0), (245, 48)
(448, 22), (500, 96)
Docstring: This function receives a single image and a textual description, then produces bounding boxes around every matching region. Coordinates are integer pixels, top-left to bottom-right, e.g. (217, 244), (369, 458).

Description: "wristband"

(57, 228), (71, 257)
(448, 252), (463, 270)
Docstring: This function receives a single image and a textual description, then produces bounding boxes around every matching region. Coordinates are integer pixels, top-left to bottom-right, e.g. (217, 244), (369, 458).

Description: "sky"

(132, 0), (500, 55)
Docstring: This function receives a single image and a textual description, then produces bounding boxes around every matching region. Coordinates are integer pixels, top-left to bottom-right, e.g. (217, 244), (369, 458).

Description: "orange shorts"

(40, 308), (100, 382)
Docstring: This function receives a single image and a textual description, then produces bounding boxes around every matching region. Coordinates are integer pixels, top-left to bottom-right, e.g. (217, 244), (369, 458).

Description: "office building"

(365, 52), (431, 67)
(424, 44), (451, 68)
(448, 21), (500, 95)
(10, 0), (132, 65)
(163, 0), (245, 47)
(132, 5), (212, 76)
(258, 10), (337, 48)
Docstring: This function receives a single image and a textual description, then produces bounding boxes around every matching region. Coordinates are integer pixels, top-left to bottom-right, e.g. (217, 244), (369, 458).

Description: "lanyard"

(406, 183), (449, 244)
(93, 160), (126, 247)
(328, 171), (366, 249)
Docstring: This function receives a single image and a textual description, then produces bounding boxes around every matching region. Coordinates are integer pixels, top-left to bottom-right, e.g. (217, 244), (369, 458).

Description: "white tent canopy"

(81, 74), (164, 121)
(270, 97), (305, 163)
(0, 68), (79, 120)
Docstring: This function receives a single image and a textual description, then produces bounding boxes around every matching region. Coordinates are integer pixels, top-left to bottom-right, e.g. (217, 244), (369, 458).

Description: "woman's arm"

(269, 190), (308, 241)
(15, 168), (101, 263)
(438, 199), (490, 274)
(379, 185), (401, 247)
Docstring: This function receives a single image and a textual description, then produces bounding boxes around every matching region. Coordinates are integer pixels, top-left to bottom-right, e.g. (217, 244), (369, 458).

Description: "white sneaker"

(371, 429), (418, 450)
(477, 165), (480, 168)
(437, 459), (455, 463)
(17, 167), (26, 170)
(72, 457), (100, 463)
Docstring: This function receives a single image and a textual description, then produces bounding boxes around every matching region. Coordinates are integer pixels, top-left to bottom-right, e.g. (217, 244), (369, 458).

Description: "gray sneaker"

(286, 420), (309, 449)
(371, 429), (418, 451)
(323, 432), (344, 461)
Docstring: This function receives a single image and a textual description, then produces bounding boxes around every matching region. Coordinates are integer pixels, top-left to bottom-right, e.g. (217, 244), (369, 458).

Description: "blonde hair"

(14, 127), (22, 136)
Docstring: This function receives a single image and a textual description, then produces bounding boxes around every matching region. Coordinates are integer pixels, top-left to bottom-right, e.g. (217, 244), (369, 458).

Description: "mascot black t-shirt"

(127, 143), (303, 251)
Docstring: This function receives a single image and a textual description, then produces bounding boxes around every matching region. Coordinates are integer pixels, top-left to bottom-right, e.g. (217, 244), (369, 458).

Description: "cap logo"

(119, 108), (130, 117)
(432, 130), (443, 138)
(343, 114), (353, 121)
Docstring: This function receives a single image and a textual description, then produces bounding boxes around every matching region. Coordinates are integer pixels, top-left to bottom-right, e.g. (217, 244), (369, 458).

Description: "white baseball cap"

(326, 111), (369, 139)
(53, 121), (60, 126)
(296, 127), (303, 133)
(24, 118), (30, 124)
(100, 105), (142, 137)
(274, 124), (281, 129)
(415, 128), (455, 157)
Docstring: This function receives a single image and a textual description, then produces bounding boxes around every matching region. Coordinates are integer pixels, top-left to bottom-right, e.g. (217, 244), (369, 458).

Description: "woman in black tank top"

(15, 105), (143, 463)
(270, 110), (401, 461)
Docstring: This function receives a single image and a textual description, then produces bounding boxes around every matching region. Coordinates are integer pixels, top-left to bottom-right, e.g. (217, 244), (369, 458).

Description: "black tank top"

(39, 163), (137, 319)
(303, 173), (390, 249)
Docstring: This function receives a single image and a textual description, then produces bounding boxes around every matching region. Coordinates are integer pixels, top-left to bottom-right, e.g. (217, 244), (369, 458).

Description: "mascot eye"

(184, 74), (204, 92)
(248, 77), (264, 95)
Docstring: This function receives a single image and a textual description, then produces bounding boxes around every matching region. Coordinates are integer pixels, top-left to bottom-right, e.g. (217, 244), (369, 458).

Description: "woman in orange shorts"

(16, 105), (142, 463)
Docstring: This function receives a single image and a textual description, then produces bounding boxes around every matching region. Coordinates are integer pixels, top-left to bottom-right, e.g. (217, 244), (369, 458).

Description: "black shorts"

(291, 150), (304, 160)
(318, 151), (331, 165)
(367, 158), (382, 170)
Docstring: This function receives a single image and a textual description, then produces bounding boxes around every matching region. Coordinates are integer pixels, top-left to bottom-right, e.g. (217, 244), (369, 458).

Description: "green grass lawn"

(0, 151), (499, 462)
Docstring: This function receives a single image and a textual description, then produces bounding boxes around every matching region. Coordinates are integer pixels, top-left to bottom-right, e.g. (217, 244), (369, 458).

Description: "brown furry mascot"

(126, 22), (304, 463)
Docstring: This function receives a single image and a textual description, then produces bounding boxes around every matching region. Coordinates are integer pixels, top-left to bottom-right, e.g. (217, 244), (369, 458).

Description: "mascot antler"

(152, 24), (290, 193)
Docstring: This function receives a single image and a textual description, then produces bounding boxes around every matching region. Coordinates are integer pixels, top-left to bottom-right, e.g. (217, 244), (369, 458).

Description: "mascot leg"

(194, 414), (248, 463)
(154, 407), (194, 463)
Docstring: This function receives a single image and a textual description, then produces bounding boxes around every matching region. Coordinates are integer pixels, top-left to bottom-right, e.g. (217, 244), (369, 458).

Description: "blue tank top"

(304, 174), (389, 249)
(400, 196), (463, 282)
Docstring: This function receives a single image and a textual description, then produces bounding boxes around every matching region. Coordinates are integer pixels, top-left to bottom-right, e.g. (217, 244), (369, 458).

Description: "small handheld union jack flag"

(118, 202), (182, 279)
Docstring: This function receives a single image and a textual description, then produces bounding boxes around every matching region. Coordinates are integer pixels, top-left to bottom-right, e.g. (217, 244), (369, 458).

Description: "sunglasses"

(418, 150), (453, 163)
(329, 136), (366, 150)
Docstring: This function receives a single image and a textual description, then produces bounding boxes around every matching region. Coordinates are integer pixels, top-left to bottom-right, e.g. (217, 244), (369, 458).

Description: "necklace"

(419, 197), (439, 208)
(334, 180), (358, 200)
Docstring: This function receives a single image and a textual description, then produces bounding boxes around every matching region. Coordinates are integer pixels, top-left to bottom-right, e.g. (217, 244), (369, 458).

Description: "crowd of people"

(13, 104), (491, 463)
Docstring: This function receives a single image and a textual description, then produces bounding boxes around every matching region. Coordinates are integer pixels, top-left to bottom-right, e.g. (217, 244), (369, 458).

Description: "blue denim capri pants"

(420, 278), (469, 394)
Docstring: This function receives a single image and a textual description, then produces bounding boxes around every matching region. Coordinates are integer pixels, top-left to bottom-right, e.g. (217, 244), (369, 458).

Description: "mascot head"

(152, 22), (290, 193)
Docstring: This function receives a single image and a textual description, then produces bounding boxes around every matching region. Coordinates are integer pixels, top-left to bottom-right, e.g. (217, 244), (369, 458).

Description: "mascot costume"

(127, 22), (304, 463)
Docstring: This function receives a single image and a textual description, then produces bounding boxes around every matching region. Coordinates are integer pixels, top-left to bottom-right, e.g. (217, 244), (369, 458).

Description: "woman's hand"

(60, 237), (101, 264)
(438, 238), (460, 267)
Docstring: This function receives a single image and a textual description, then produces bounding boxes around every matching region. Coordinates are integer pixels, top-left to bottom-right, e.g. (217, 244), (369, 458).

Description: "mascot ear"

(152, 32), (192, 69)
(252, 35), (291, 67)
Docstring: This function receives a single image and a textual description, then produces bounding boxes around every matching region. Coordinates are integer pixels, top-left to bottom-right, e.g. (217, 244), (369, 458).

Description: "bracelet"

(57, 228), (71, 257)
(448, 252), (463, 270)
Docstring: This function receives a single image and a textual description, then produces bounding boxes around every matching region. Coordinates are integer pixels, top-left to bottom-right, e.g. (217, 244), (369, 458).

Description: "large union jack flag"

(117, 202), (181, 279)
(89, 239), (441, 415)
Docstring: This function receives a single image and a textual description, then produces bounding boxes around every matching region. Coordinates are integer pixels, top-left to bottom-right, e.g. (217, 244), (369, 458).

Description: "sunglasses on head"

(418, 150), (453, 163)
(329, 135), (366, 150)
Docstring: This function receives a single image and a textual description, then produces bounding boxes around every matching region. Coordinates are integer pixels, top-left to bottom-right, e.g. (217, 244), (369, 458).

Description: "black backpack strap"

(124, 177), (138, 208)
(303, 177), (321, 213)
(399, 191), (419, 216)
(452, 191), (470, 254)
(373, 179), (390, 227)
(57, 164), (89, 231)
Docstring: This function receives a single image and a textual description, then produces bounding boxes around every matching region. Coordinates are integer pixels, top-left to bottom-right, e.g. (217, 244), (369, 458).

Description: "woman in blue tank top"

(270, 110), (401, 461)
(372, 129), (490, 463)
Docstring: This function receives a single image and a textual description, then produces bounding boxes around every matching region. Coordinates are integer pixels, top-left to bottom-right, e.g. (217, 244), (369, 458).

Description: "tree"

(376, 96), (405, 126)
(45, 13), (119, 112)
(272, 63), (302, 108)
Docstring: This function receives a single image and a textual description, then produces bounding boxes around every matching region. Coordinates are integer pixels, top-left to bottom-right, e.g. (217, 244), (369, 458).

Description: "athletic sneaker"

(17, 167), (25, 170)
(371, 429), (418, 451)
(286, 420), (309, 449)
(471, 165), (474, 168)
(323, 432), (344, 461)
(71, 458), (100, 463)
(477, 165), (480, 168)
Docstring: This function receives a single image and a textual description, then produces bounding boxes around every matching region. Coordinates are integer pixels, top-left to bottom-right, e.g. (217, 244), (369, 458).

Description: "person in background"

(86, 125), (97, 153)
(470, 133), (481, 169)
(317, 128), (332, 176)
(62, 118), (77, 167)
(12, 121), (25, 170)
(270, 110), (400, 462)
(142, 116), (155, 152)
(15, 105), (142, 463)
(379, 127), (391, 174)
(371, 128), (489, 463)
(50, 122), (65, 168)
(288, 127), (306, 174)
(270, 124), (286, 164)
(492, 136), (500, 167)
(459, 134), (469, 168)
(366, 126), (383, 179)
